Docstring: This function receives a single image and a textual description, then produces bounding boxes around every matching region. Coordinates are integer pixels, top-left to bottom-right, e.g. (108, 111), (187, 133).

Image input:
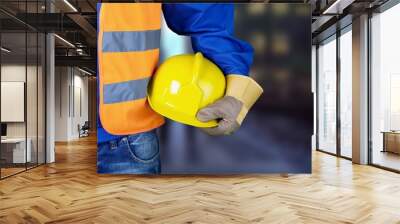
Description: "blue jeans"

(97, 130), (161, 174)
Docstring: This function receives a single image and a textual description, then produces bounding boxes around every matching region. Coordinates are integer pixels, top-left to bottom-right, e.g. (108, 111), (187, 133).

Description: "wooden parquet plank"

(0, 135), (400, 223)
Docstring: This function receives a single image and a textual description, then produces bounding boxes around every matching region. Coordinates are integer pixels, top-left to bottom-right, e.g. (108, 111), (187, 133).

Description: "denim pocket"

(97, 139), (134, 173)
(127, 131), (159, 163)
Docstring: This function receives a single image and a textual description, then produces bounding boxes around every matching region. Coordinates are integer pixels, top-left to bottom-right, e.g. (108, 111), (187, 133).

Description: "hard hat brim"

(148, 96), (218, 128)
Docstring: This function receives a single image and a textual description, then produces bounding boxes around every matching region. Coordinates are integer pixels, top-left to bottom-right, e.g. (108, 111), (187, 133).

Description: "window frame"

(315, 24), (353, 161)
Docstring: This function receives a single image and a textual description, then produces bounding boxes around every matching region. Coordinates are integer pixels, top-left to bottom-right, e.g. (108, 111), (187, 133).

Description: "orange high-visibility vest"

(98, 3), (164, 135)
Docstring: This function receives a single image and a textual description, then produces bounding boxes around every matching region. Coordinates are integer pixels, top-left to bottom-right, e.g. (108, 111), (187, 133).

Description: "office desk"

(1, 138), (31, 164)
(382, 131), (400, 154)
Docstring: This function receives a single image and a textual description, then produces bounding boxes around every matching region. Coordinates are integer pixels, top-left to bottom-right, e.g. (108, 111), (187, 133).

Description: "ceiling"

(0, 0), (394, 73)
(0, 0), (97, 73)
(309, 0), (390, 43)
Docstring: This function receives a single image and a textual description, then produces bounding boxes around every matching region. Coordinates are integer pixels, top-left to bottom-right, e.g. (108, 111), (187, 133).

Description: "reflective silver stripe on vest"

(103, 77), (150, 104)
(102, 30), (160, 52)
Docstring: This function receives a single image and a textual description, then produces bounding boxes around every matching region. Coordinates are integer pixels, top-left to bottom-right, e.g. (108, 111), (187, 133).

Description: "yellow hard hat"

(148, 52), (226, 127)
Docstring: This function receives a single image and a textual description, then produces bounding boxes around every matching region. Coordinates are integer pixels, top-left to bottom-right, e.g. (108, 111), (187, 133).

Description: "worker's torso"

(98, 3), (164, 136)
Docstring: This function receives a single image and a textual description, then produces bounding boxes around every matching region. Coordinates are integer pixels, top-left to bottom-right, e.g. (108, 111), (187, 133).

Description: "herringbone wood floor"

(1, 135), (400, 224)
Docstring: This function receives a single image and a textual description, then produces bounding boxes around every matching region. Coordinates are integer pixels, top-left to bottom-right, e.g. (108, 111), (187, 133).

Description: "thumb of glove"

(196, 96), (243, 135)
(196, 105), (226, 122)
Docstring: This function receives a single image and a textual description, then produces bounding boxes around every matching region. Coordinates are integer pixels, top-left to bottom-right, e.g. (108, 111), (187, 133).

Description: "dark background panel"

(160, 3), (312, 174)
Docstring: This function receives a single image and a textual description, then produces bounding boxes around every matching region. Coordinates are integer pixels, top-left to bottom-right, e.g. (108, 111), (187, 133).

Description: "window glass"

(317, 37), (337, 154)
(371, 3), (400, 171)
(0, 9), (28, 178)
(0, 1), (46, 179)
(340, 29), (352, 158)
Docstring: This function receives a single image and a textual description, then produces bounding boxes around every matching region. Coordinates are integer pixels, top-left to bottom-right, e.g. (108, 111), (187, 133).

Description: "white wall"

(54, 67), (89, 141)
(1, 64), (26, 81)
(55, 66), (69, 141)
(71, 72), (89, 139)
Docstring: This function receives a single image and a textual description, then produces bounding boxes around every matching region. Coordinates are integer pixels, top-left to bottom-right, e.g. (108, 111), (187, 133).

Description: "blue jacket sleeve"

(162, 3), (254, 76)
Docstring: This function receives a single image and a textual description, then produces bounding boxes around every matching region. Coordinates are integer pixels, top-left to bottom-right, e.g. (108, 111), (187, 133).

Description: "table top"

(1, 138), (28, 143)
(381, 131), (400, 134)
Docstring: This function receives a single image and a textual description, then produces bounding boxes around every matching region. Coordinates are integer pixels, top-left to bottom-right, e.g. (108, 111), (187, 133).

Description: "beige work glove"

(196, 75), (263, 135)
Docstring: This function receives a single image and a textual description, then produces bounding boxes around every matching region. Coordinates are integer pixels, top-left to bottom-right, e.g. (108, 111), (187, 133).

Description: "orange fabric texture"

(102, 50), (159, 84)
(98, 3), (164, 135)
(100, 99), (164, 135)
(101, 3), (161, 32)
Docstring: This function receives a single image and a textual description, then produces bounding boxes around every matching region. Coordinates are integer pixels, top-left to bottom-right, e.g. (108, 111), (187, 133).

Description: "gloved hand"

(196, 75), (263, 135)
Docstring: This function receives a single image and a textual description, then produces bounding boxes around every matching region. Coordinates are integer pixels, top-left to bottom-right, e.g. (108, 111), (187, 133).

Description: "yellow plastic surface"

(148, 52), (226, 127)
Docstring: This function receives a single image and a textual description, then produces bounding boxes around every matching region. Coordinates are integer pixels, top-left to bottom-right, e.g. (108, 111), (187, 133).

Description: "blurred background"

(159, 4), (313, 174)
